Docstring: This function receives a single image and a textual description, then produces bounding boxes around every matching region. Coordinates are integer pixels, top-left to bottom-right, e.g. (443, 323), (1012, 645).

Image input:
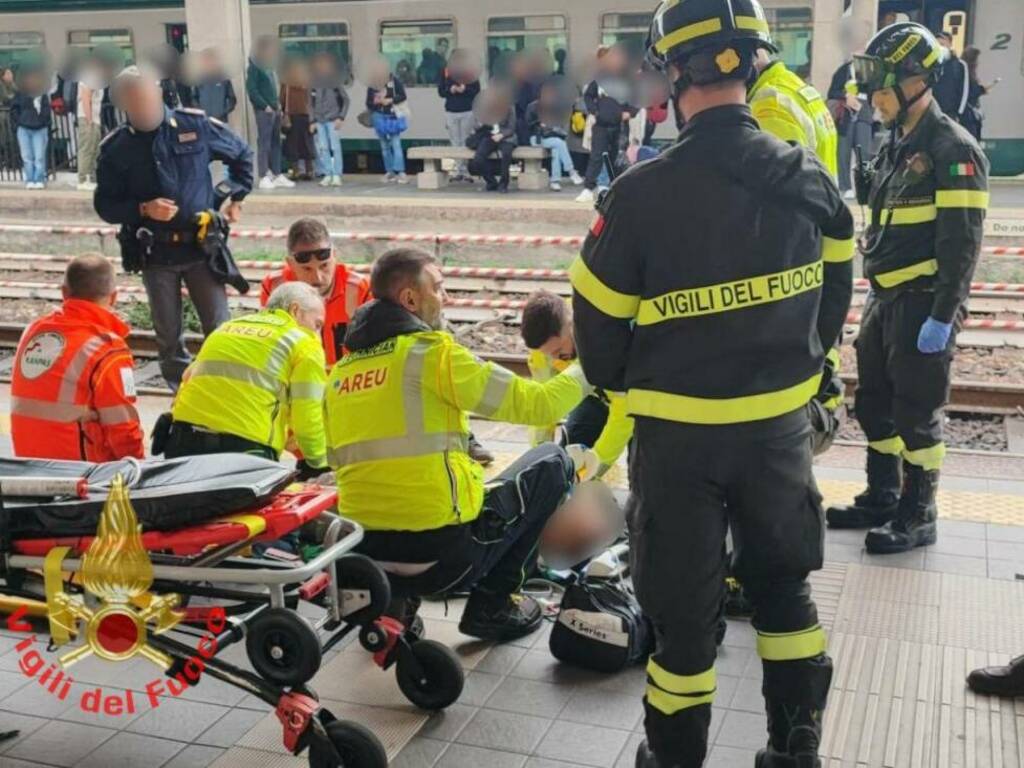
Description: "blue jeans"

(377, 133), (405, 174)
(532, 135), (574, 182)
(315, 121), (344, 177)
(17, 126), (48, 183)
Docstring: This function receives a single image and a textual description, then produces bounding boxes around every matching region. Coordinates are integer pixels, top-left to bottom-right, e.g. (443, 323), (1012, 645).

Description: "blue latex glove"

(917, 317), (953, 353)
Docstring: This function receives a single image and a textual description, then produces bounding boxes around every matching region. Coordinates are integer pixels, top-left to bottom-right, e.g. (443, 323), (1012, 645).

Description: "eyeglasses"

(291, 248), (332, 265)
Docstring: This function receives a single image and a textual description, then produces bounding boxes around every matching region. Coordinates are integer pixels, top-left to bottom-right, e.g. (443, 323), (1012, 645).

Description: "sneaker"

(569, 172), (584, 186)
(258, 174), (277, 191)
(468, 434), (494, 466)
(76, 180), (97, 192)
(331, 175), (343, 187)
(274, 174), (296, 188)
(575, 188), (595, 204)
(381, 173), (395, 183)
(319, 175), (332, 187)
(397, 173), (410, 184)
(25, 183), (34, 190)
(549, 181), (562, 192)
(843, 189), (856, 200)
(458, 591), (543, 642)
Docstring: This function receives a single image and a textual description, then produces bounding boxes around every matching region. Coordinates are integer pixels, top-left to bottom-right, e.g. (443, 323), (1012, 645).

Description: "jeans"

(377, 132), (405, 174)
(16, 126), (48, 183)
(314, 120), (343, 177)
(141, 260), (230, 390)
(532, 135), (574, 182)
(445, 111), (476, 175)
(255, 109), (282, 178)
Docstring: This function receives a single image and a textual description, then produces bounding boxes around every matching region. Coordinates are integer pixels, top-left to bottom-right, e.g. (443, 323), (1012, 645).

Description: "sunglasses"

(291, 247), (333, 265)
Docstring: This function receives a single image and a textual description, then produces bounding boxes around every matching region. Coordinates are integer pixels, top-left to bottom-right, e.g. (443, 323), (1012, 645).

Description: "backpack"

(549, 574), (653, 673)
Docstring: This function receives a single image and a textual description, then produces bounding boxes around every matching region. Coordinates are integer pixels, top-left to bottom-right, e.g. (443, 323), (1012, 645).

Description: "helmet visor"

(852, 54), (893, 95)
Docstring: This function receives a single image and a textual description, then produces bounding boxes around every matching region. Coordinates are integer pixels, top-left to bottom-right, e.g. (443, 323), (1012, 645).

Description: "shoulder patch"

(19, 331), (65, 380)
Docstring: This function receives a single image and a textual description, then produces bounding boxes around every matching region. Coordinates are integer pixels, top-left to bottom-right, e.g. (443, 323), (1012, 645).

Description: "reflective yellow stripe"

(627, 374), (819, 425)
(636, 261), (822, 326)
(757, 625), (827, 661)
(648, 660), (716, 694)
(569, 256), (640, 320)
(654, 17), (723, 54)
(935, 189), (989, 209)
(222, 513), (268, 538)
(873, 258), (938, 288)
(822, 236), (855, 264)
(647, 686), (716, 715)
(869, 436), (905, 456)
(903, 442), (945, 470)
(874, 205), (938, 226)
(735, 15), (770, 35)
(922, 47), (940, 67)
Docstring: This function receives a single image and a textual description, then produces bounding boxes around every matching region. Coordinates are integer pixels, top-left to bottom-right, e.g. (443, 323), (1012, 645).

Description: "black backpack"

(549, 575), (653, 673)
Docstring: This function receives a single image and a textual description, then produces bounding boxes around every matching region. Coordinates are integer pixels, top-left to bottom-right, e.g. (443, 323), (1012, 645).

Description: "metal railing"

(0, 105), (125, 182)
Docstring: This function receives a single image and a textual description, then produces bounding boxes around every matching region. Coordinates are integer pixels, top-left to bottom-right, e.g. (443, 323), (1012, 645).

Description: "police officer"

(825, 23), (988, 555)
(94, 65), (253, 391)
(570, 1), (855, 765)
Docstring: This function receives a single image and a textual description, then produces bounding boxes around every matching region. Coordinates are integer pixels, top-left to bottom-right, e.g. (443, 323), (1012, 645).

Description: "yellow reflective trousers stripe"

(903, 442), (946, 470)
(935, 189), (989, 209)
(569, 256), (640, 320)
(757, 625), (827, 661)
(637, 261), (823, 325)
(626, 374), (819, 425)
(873, 258), (938, 288)
(646, 660), (716, 715)
(873, 205), (937, 226)
(869, 436), (905, 456)
(821, 236), (855, 263)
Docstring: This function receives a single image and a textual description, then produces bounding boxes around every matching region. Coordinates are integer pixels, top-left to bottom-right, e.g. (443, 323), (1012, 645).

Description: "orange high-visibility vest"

(260, 263), (372, 365)
(11, 299), (144, 462)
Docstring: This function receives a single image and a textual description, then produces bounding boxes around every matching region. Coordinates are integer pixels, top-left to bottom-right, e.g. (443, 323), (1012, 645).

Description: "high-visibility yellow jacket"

(526, 349), (634, 471)
(749, 60), (839, 178)
(173, 309), (328, 466)
(325, 300), (590, 532)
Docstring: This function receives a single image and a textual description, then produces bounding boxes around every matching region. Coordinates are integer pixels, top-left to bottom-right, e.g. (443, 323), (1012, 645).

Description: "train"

(0, 0), (1021, 175)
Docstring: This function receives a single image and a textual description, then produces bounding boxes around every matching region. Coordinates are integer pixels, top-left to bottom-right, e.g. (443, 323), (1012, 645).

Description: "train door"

(878, 1), (974, 48)
(166, 24), (188, 54)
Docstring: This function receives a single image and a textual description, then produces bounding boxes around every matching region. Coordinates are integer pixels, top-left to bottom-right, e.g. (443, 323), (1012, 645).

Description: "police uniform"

(570, 2), (855, 765)
(94, 105), (253, 389)
(826, 24), (989, 555)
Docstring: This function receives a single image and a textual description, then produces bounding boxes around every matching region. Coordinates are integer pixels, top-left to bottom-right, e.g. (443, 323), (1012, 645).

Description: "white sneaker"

(575, 189), (595, 204)
(25, 182), (34, 190)
(549, 181), (562, 192)
(570, 172), (584, 186)
(319, 175), (332, 187)
(331, 175), (343, 187)
(76, 181), (97, 192)
(36, 182), (46, 190)
(843, 189), (856, 200)
(397, 173), (410, 185)
(258, 174), (276, 191)
(274, 174), (296, 188)
(381, 173), (395, 183)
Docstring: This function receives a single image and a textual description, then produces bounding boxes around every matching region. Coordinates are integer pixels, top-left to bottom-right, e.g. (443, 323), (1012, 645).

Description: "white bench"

(408, 145), (549, 191)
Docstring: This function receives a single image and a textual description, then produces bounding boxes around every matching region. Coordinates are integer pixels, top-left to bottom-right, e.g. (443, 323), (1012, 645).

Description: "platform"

(1, 397), (1023, 768)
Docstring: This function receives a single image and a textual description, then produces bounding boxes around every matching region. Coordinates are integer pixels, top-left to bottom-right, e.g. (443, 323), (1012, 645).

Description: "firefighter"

(324, 249), (591, 641)
(163, 282), (328, 478)
(11, 253), (144, 462)
(824, 23), (988, 555)
(570, 0), (855, 765)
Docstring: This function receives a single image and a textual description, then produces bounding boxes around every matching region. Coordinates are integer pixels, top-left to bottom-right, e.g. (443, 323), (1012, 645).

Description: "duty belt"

(168, 420), (276, 460)
(139, 228), (199, 246)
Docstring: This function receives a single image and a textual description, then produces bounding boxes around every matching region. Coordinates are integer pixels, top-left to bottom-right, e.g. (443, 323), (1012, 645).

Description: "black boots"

(865, 463), (939, 554)
(757, 654), (833, 768)
(967, 655), (1024, 697)
(825, 449), (901, 529)
(458, 590), (542, 641)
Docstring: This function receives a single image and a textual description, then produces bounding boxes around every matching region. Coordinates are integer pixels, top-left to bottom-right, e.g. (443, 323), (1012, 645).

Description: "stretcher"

(0, 457), (465, 768)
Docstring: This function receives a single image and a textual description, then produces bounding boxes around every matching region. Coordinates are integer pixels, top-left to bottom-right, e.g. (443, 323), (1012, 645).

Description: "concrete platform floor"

(0, 393), (1023, 768)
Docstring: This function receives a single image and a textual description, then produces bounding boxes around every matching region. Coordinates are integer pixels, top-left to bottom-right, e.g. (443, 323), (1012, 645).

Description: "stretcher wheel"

(337, 554), (391, 626)
(246, 608), (322, 687)
(308, 720), (387, 768)
(396, 639), (464, 710)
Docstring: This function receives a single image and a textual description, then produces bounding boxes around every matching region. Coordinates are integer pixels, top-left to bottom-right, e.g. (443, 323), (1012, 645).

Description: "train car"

(0, 0), (1021, 174)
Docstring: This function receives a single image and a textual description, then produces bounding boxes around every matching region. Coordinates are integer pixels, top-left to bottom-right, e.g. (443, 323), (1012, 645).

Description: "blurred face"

(871, 77), (926, 126)
(938, 36), (951, 50)
(313, 54), (334, 77)
(287, 238), (337, 296)
(398, 264), (447, 330)
(602, 46), (627, 75)
(120, 78), (165, 132)
(1, 69), (13, 84)
(291, 300), (325, 334)
(538, 320), (575, 361)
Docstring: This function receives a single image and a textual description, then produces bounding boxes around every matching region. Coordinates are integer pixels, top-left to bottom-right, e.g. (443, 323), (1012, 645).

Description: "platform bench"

(408, 146), (549, 191)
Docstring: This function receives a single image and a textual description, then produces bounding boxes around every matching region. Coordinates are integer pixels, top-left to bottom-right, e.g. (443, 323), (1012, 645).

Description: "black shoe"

(498, 183), (509, 193)
(761, 654), (831, 768)
(458, 591), (542, 642)
(755, 746), (821, 768)
(865, 464), (938, 554)
(825, 449), (901, 529)
(468, 434), (495, 466)
(967, 655), (1024, 697)
(723, 577), (754, 618)
(484, 180), (499, 191)
(386, 597), (425, 641)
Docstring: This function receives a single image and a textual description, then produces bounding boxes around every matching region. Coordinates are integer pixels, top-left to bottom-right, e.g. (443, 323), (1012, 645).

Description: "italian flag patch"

(949, 162), (975, 177)
(590, 214), (606, 237)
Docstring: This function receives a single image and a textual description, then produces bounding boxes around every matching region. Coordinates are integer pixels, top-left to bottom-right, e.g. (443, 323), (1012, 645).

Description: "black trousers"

(356, 444), (574, 598)
(854, 290), (961, 461)
(584, 124), (621, 190)
(564, 394), (610, 448)
(163, 421), (277, 461)
(628, 411), (830, 766)
(468, 137), (515, 188)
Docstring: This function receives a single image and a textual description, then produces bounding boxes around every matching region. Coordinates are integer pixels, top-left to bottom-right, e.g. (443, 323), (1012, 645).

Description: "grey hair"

(110, 64), (160, 107)
(266, 282), (324, 314)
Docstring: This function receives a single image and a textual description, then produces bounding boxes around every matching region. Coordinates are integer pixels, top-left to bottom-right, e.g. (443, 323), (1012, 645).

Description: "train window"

(68, 29), (135, 67)
(487, 16), (568, 78)
(279, 23), (351, 74)
(0, 31), (45, 69)
(765, 8), (813, 80)
(379, 20), (455, 87)
(601, 13), (653, 62)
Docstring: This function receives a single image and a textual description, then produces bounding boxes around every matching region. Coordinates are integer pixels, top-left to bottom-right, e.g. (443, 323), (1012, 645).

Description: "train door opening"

(878, 2), (974, 52)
